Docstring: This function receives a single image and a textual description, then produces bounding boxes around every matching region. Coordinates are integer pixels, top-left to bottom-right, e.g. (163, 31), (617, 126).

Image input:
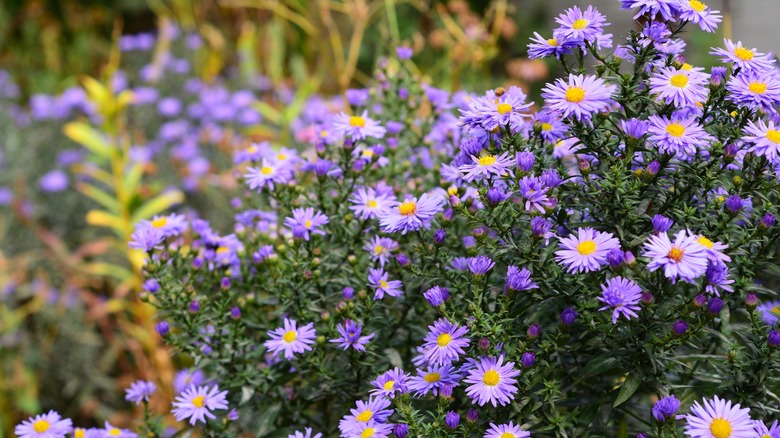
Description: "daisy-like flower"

(125, 380), (156, 405)
(705, 261), (735, 296)
(679, 0), (722, 32)
(330, 320), (375, 352)
(379, 193), (443, 234)
(683, 395), (753, 438)
(692, 233), (731, 263)
(343, 420), (393, 438)
(519, 176), (551, 213)
(484, 422), (531, 438)
(554, 228), (621, 273)
(422, 318), (470, 366)
(620, 0), (684, 21)
(758, 301), (780, 325)
(245, 159), (294, 191)
(597, 276), (642, 324)
(331, 110), (386, 140)
(284, 208), (329, 241)
(505, 266), (539, 292)
(364, 236), (398, 267)
(464, 355), (520, 407)
(128, 226), (165, 252)
(726, 69), (780, 113)
(753, 420), (780, 438)
(743, 119), (780, 162)
(644, 230), (709, 281)
(408, 364), (461, 397)
(368, 267), (404, 299)
(542, 74), (617, 121)
(288, 428), (322, 438)
(711, 39), (777, 72)
(468, 255), (496, 275)
(459, 152), (515, 182)
(101, 422), (136, 438)
(647, 114), (715, 158)
(554, 6), (609, 45)
(15, 411), (73, 438)
(174, 368), (207, 393)
(338, 397), (393, 435)
(370, 368), (410, 398)
(138, 213), (188, 238)
(649, 66), (709, 108)
(533, 111), (568, 143)
(349, 187), (394, 220)
(264, 318), (317, 359)
(171, 385), (229, 425)
(528, 32), (579, 59)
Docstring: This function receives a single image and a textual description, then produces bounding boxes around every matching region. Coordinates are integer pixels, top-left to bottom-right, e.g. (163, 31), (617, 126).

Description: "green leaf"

(123, 162), (145, 195)
(77, 182), (121, 213)
(131, 190), (184, 223)
(613, 371), (643, 407)
(63, 122), (112, 159)
(580, 353), (619, 379)
(256, 403), (281, 437)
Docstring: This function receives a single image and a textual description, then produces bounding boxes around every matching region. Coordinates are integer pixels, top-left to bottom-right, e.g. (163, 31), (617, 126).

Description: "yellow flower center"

(399, 201), (417, 216)
(33, 420), (50, 433)
(733, 46), (754, 61)
(497, 103), (513, 114)
(697, 236), (714, 249)
(565, 86), (586, 103)
(772, 306), (780, 315)
(383, 380), (396, 390)
(547, 38), (559, 46)
(437, 333), (453, 347)
(349, 116), (366, 128)
(151, 217), (168, 228)
(216, 246), (229, 254)
(320, 130), (328, 138)
(541, 122), (553, 131)
(482, 369), (500, 386)
(247, 145), (258, 154)
(361, 428), (376, 438)
(681, 63), (693, 71)
(277, 153), (287, 161)
(356, 409), (373, 422)
(283, 330), (298, 343)
(305, 220), (313, 228)
(374, 245), (386, 255)
(689, 0), (707, 12)
(577, 240), (596, 255)
(191, 395), (205, 408)
(367, 199), (378, 208)
(501, 434), (516, 438)
(749, 82), (768, 94)
(75, 429), (86, 438)
(666, 123), (685, 137)
(260, 166), (274, 175)
(710, 418), (732, 438)
(380, 280), (388, 289)
(109, 429), (122, 436)
(767, 129), (780, 144)
(669, 74), (689, 88)
(447, 186), (459, 196)
(424, 372), (441, 383)
(362, 149), (374, 158)
(478, 155), (497, 166)
(572, 19), (588, 30)
(667, 246), (685, 262)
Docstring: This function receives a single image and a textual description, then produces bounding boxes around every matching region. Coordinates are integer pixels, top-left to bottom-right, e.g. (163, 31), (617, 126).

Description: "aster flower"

(338, 397), (393, 435)
(543, 74), (617, 121)
(555, 228), (621, 273)
(758, 301), (780, 325)
(649, 66), (709, 108)
(422, 319), (470, 366)
(620, 118), (650, 139)
(468, 255), (495, 275)
(343, 421), (394, 438)
(679, 0), (722, 32)
(461, 90), (532, 133)
(652, 395), (681, 422)
(245, 159), (294, 191)
(505, 266), (539, 292)
(644, 230), (709, 281)
(125, 380), (156, 405)
(753, 420), (780, 438)
(692, 233), (731, 263)
(364, 236), (398, 267)
(330, 320), (375, 352)
(533, 111), (567, 143)
(424, 285), (449, 307)
(379, 193), (442, 234)
(464, 355), (520, 407)
(264, 318), (317, 359)
(284, 208), (329, 241)
(620, 0), (684, 21)
(172, 384), (229, 425)
(528, 32), (579, 59)
(370, 368), (410, 398)
(101, 422), (136, 438)
(288, 428), (322, 438)
(711, 39), (777, 72)
(331, 110), (386, 140)
(554, 6), (609, 45)
(128, 226), (165, 251)
(408, 364), (461, 397)
(174, 368), (207, 393)
(597, 276), (643, 323)
(647, 114), (715, 158)
(459, 152), (514, 182)
(138, 213), (187, 238)
(15, 411), (73, 438)
(743, 119), (780, 162)
(349, 187), (394, 220)
(705, 261), (735, 296)
(519, 176), (551, 213)
(368, 267), (404, 299)
(726, 69), (780, 113)
(484, 422), (531, 438)
(683, 395), (753, 438)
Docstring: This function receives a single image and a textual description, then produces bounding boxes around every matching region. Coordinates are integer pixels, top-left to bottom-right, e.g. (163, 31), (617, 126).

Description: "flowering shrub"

(15, 1), (780, 437)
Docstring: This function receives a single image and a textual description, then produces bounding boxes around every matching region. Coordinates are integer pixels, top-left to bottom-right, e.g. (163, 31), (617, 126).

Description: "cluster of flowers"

(22, 0), (780, 436)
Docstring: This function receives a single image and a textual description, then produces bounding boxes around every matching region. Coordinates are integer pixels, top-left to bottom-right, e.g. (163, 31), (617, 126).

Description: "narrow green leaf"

(77, 182), (121, 213)
(614, 372), (643, 407)
(131, 190), (184, 222)
(64, 122), (112, 159)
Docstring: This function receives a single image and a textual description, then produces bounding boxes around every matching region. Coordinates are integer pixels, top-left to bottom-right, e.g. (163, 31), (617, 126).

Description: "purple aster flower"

(554, 6), (609, 45)
(620, 118), (649, 139)
(464, 355), (520, 407)
(770, 330), (780, 347)
(370, 367), (410, 398)
(129, 226), (165, 251)
(606, 247), (625, 268)
(521, 352), (536, 368)
(408, 364), (461, 397)
(445, 411), (460, 429)
(534, 111), (568, 144)
(679, 0), (722, 32)
(139, 213), (188, 238)
(620, 0), (683, 21)
(561, 307), (578, 326)
(528, 32), (579, 59)
(644, 230), (709, 282)
(484, 421), (531, 438)
(101, 422), (136, 438)
(652, 214), (674, 233)
(468, 255), (495, 275)
(540, 168), (563, 189)
(245, 159), (294, 191)
(711, 66), (727, 85)
(368, 267), (404, 299)
(683, 396), (753, 438)
(338, 397), (393, 435)
(172, 385), (229, 425)
(459, 152), (514, 181)
(349, 187), (394, 220)
(729, 69), (780, 114)
(649, 66), (709, 108)
(597, 276), (642, 324)
(555, 228), (621, 273)
(345, 88), (370, 107)
(393, 424), (408, 438)
(155, 321), (169, 336)
(758, 301), (780, 325)
(379, 193), (442, 234)
(422, 318), (470, 366)
(424, 286), (449, 307)
(330, 320), (375, 352)
(753, 420), (780, 438)
(288, 428), (322, 438)
(331, 110), (386, 140)
(652, 395), (680, 422)
(647, 114), (714, 158)
(38, 170), (69, 193)
(543, 74), (617, 121)
(531, 218), (553, 241)
(486, 187), (508, 205)
(519, 176), (551, 213)
(15, 411), (73, 438)
(761, 212), (776, 228)
(516, 150), (535, 172)
(711, 39), (776, 72)
(743, 119), (780, 162)
(264, 318), (316, 359)
(364, 236), (398, 267)
(505, 266), (539, 292)
(174, 369), (206, 393)
(125, 380), (156, 405)
(344, 420), (393, 438)
(707, 297), (724, 314)
(691, 233), (731, 264)
(284, 208), (329, 241)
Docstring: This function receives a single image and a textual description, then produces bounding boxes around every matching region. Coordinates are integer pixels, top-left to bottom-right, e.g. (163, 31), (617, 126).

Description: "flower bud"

(228, 409), (239, 421)
(652, 214), (673, 233)
(672, 320), (688, 336)
(396, 253), (410, 268)
(231, 307), (241, 319)
(527, 324), (540, 339)
(155, 321), (170, 336)
(521, 352), (536, 368)
(710, 66), (726, 86)
(478, 337), (490, 350)
(606, 247), (624, 268)
(516, 150), (535, 172)
(624, 251), (637, 266)
(693, 294), (707, 308)
(769, 330), (780, 347)
(440, 384), (453, 399)
(726, 195), (743, 214)
(745, 293), (758, 311)
(445, 411), (460, 429)
(347, 255), (357, 266)
(394, 424), (408, 438)
(646, 160), (661, 176)
(434, 228), (446, 246)
(192, 257), (203, 269)
(641, 291), (653, 304)
(578, 158), (591, 175)
(561, 307), (578, 326)
(486, 187), (507, 206)
(761, 213), (776, 229)
(707, 298), (724, 315)
(467, 408), (479, 423)
(342, 287), (354, 300)
(189, 301), (200, 313)
(320, 311), (330, 322)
